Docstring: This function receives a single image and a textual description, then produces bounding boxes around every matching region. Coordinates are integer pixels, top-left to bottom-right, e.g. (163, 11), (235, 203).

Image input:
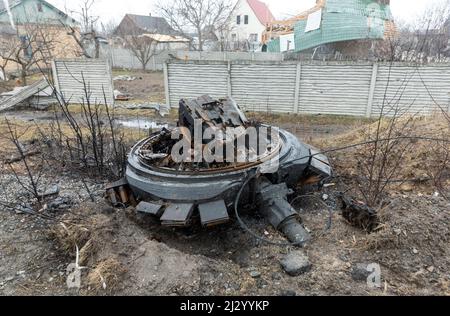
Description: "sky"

(46, 0), (442, 27)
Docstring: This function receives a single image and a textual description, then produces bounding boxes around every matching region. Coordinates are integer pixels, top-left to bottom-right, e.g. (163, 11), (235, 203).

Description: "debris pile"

(123, 95), (332, 245)
(114, 89), (132, 101)
(137, 95), (278, 172)
(113, 75), (138, 81)
(0, 79), (57, 112)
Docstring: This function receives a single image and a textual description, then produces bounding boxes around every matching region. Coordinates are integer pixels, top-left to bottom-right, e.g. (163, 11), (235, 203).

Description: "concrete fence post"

(111, 48), (115, 68)
(227, 61), (232, 97)
(152, 56), (156, 71)
(447, 92), (450, 113)
(366, 63), (379, 118)
(163, 62), (170, 108)
(293, 63), (302, 114)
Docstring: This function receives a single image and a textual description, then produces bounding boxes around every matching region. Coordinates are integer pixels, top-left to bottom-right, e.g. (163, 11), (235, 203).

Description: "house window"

(287, 40), (292, 51)
(231, 34), (237, 42)
(37, 2), (43, 12)
(237, 15), (241, 25)
(244, 15), (249, 24)
(249, 33), (258, 42)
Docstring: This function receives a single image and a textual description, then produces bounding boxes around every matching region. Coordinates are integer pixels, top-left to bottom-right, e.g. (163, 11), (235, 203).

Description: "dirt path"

(1, 182), (448, 296)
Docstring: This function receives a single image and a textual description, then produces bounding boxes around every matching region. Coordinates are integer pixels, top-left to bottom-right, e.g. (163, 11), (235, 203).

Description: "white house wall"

(279, 34), (295, 52)
(227, 0), (266, 44)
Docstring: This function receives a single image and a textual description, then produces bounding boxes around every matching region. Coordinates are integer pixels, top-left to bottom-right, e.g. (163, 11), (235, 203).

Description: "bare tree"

(0, 23), (59, 85)
(156, 0), (233, 51)
(66, 0), (101, 58)
(100, 20), (118, 39)
(121, 32), (159, 71)
(0, 34), (15, 80)
(382, 0), (450, 62)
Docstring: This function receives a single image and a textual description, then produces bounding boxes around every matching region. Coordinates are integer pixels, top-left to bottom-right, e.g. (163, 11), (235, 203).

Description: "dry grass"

(49, 223), (92, 257)
(363, 225), (400, 251)
(316, 115), (449, 148)
(48, 211), (113, 264)
(249, 112), (375, 126)
(317, 115), (450, 192)
(87, 258), (126, 294)
(0, 116), (144, 151)
(56, 104), (177, 121)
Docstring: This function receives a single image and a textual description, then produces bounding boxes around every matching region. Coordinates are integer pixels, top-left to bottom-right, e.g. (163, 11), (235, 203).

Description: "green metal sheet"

(294, 0), (392, 52)
(267, 37), (281, 52)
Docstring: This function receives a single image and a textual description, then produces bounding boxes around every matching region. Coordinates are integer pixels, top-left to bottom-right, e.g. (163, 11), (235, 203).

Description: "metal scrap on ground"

(122, 95), (333, 245)
(0, 79), (56, 112)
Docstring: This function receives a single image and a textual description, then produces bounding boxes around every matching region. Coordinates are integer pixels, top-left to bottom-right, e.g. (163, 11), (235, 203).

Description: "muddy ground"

(0, 73), (449, 296)
(113, 70), (165, 103)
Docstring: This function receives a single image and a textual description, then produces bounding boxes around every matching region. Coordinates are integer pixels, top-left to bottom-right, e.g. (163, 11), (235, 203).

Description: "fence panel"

(231, 63), (297, 113)
(52, 58), (114, 105)
(298, 63), (373, 116)
(372, 65), (450, 116)
(166, 60), (450, 117)
(167, 63), (229, 108)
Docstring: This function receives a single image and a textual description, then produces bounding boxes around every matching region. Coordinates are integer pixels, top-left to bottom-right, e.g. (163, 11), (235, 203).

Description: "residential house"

(142, 34), (190, 51)
(114, 14), (175, 37)
(225, 0), (275, 51)
(0, 0), (77, 26)
(0, 0), (80, 77)
(265, 0), (396, 59)
(113, 14), (190, 51)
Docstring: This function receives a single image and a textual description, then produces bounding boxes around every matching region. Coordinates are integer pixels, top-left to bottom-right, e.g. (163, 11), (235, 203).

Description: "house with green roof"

(0, 0), (77, 26)
(266, 0), (395, 58)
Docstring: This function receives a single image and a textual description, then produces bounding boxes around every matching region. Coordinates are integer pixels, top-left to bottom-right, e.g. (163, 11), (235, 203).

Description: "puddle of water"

(116, 119), (168, 130)
(2, 111), (170, 131)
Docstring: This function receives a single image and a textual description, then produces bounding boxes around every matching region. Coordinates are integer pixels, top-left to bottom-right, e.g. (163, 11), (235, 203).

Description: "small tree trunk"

(197, 27), (203, 51)
(20, 64), (27, 86)
(0, 66), (7, 81)
(95, 37), (100, 58)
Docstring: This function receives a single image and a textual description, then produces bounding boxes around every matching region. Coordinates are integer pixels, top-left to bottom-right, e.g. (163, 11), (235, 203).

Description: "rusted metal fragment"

(160, 203), (195, 227)
(107, 189), (118, 206)
(136, 201), (164, 217)
(339, 195), (380, 232)
(105, 178), (136, 207)
(198, 200), (230, 227)
(125, 96), (332, 244)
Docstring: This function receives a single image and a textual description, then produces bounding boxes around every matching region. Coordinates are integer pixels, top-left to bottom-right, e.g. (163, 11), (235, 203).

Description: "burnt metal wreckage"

(111, 95), (332, 246)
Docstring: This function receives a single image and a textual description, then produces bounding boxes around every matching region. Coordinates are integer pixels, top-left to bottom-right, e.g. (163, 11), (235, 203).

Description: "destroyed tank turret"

(125, 95), (331, 245)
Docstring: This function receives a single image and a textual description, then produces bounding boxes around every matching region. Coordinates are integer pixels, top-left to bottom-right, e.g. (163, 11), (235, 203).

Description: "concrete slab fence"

(165, 60), (450, 117)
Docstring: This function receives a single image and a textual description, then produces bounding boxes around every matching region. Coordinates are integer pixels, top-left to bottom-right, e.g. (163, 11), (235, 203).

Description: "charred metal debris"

(339, 195), (380, 233)
(110, 95), (332, 246)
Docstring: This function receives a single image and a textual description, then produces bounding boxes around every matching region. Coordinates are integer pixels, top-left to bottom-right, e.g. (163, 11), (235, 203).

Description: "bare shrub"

(0, 118), (50, 207)
(43, 80), (128, 180)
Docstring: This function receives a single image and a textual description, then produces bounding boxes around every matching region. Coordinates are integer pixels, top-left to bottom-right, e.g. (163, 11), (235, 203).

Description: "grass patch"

(248, 112), (376, 126)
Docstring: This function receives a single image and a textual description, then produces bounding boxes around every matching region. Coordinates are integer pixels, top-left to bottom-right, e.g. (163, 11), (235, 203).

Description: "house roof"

(142, 33), (190, 43)
(0, 0), (22, 13)
(0, 0), (77, 25)
(292, 0), (394, 52)
(125, 14), (173, 34)
(246, 0), (275, 25)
